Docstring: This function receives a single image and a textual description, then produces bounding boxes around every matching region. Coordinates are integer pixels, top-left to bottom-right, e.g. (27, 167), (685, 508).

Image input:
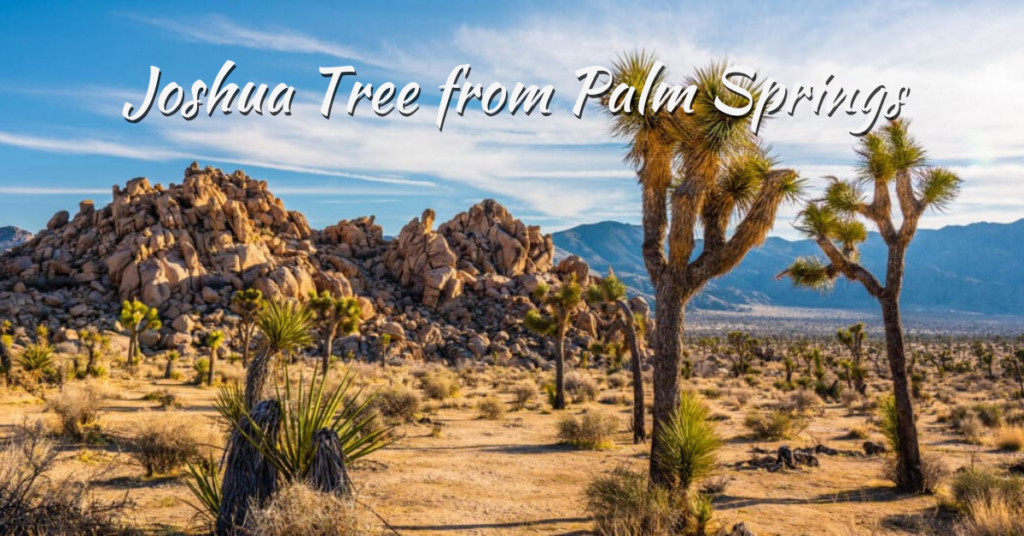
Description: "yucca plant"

(216, 380), (246, 429)
(654, 391), (722, 491)
(245, 300), (313, 408)
(18, 343), (55, 374)
(878, 394), (900, 454)
(184, 456), (222, 526)
(230, 367), (392, 484)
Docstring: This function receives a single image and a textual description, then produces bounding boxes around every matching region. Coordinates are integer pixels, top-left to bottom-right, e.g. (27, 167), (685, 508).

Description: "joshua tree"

(837, 323), (868, 394)
(971, 341), (996, 380)
(379, 333), (391, 372)
(120, 299), (162, 366)
(205, 330), (225, 386)
(606, 53), (802, 487)
(778, 119), (962, 492)
(524, 276), (584, 410)
(231, 289), (264, 366)
(245, 300), (313, 408)
(586, 269), (648, 443)
(78, 327), (111, 377)
(164, 349), (179, 380)
(308, 291), (362, 374)
(1003, 348), (1024, 399)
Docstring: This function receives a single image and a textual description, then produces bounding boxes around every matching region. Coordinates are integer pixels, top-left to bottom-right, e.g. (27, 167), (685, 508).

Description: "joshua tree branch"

(641, 183), (669, 287)
(667, 180), (703, 271)
(814, 235), (885, 298)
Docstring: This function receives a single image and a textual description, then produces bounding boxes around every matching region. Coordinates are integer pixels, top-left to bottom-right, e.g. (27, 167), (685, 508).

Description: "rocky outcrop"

(439, 199), (554, 277)
(0, 166), (628, 372)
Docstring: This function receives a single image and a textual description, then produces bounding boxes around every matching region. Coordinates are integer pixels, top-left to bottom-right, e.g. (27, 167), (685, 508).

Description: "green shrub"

(586, 466), (713, 536)
(878, 395), (900, 452)
(130, 414), (218, 476)
(565, 371), (600, 403)
(558, 410), (619, 450)
(373, 385), (421, 422)
(421, 370), (459, 400)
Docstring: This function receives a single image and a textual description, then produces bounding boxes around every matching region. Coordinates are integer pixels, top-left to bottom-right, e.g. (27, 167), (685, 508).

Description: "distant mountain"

(553, 219), (1024, 315)
(0, 226), (31, 252)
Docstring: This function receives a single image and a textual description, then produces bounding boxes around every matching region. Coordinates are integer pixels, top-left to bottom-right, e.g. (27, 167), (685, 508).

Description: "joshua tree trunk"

(1, 343), (12, 384)
(322, 326), (335, 375)
(617, 300), (646, 443)
(163, 358), (173, 380)
(648, 281), (685, 487)
(245, 348), (276, 409)
(127, 332), (136, 367)
(553, 326), (567, 410)
(207, 350), (217, 386)
(241, 327), (252, 367)
(218, 399), (281, 535)
(881, 292), (923, 491)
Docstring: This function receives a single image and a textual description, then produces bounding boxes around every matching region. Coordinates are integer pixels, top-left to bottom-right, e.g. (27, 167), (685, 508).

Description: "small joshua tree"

(837, 323), (868, 394)
(205, 331), (225, 386)
(231, 289), (264, 366)
(308, 291), (362, 375)
(779, 119), (962, 493)
(245, 300), (313, 408)
(120, 299), (162, 366)
(524, 275), (583, 410)
(164, 349), (179, 380)
(1003, 348), (1024, 400)
(78, 328), (111, 377)
(586, 268), (648, 443)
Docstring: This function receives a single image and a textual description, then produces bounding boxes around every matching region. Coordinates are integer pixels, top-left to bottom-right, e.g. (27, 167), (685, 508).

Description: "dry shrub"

(510, 381), (537, 410)
(728, 388), (753, 409)
(143, 388), (183, 410)
(372, 385), (421, 422)
(955, 497), (1024, 536)
(994, 427), (1024, 451)
(244, 483), (375, 536)
(46, 380), (108, 440)
(743, 409), (806, 441)
(600, 393), (632, 406)
(421, 369), (459, 400)
(565, 371), (600, 403)
(785, 389), (823, 414)
(881, 452), (948, 494)
(586, 466), (713, 536)
(0, 420), (129, 533)
(846, 425), (871, 440)
(606, 372), (630, 390)
(839, 390), (861, 408)
(952, 469), (1024, 536)
(130, 412), (220, 476)
(477, 396), (506, 420)
(558, 410), (619, 450)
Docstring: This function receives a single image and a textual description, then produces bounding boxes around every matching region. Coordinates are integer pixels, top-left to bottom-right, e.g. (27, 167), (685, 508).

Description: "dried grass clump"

(743, 409), (806, 441)
(244, 483), (375, 536)
(130, 413), (220, 476)
(0, 421), (129, 533)
(585, 466), (713, 536)
(372, 385), (421, 423)
(994, 426), (1024, 451)
(558, 410), (619, 450)
(951, 469), (1024, 536)
(46, 380), (108, 440)
(509, 381), (537, 410)
(606, 372), (630, 390)
(881, 452), (948, 495)
(785, 389), (823, 414)
(421, 369), (460, 400)
(477, 396), (506, 420)
(565, 371), (600, 403)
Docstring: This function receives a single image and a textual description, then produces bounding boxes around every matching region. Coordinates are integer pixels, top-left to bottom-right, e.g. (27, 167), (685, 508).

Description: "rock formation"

(0, 226), (32, 253)
(0, 164), (629, 372)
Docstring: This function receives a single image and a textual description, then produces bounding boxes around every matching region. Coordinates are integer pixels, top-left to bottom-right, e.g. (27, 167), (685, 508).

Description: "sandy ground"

(1, 365), (1019, 536)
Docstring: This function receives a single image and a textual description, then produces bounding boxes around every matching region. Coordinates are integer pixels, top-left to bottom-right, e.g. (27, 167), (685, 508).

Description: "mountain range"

(0, 226), (32, 253)
(553, 219), (1024, 316)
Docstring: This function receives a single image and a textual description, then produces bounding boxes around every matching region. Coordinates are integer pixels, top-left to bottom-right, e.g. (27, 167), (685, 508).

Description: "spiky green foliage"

(225, 367), (392, 484)
(782, 257), (833, 291)
(916, 168), (962, 212)
(655, 391), (722, 491)
(878, 395), (900, 453)
(523, 309), (556, 336)
(216, 380), (247, 428)
(184, 456), (221, 524)
(17, 343), (55, 373)
(120, 299), (161, 365)
(257, 300), (314, 354)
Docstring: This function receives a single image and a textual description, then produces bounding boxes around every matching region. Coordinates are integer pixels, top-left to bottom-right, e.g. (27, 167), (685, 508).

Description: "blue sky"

(1, 0), (1022, 237)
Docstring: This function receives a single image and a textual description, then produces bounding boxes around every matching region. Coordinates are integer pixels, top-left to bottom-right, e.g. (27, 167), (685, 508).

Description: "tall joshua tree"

(231, 289), (264, 366)
(120, 299), (162, 366)
(245, 300), (313, 408)
(586, 269), (648, 443)
(779, 119), (962, 492)
(607, 53), (802, 487)
(524, 276), (584, 410)
(308, 291), (362, 375)
(1, 319), (13, 384)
